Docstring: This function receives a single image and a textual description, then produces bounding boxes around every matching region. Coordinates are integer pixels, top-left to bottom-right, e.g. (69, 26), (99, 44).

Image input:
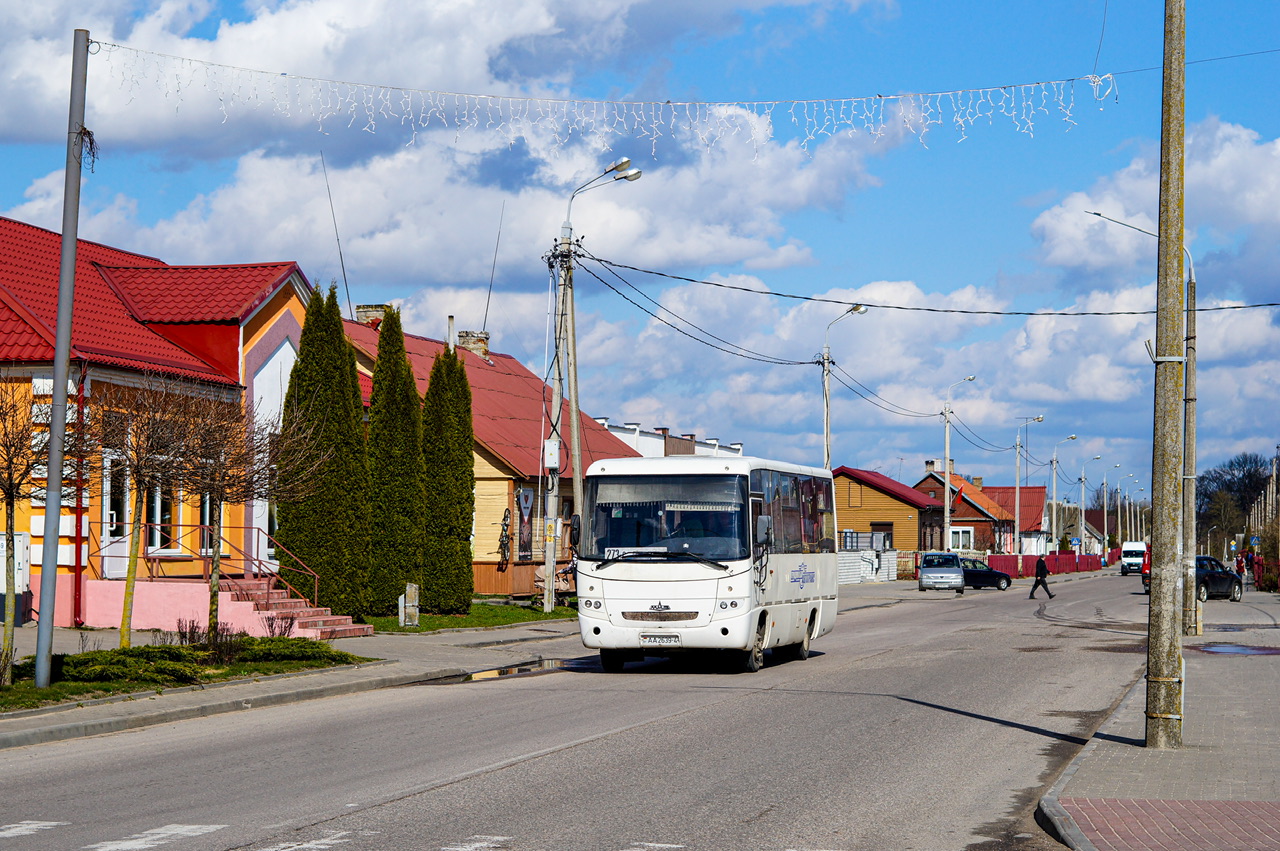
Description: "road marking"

(0, 822), (69, 838)
(618, 845), (685, 849)
(83, 824), (226, 850)
(255, 832), (355, 850)
(440, 838), (511, 851)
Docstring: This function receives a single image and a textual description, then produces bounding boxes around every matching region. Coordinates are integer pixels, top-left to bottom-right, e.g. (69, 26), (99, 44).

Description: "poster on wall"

(517, 487), (534, 562)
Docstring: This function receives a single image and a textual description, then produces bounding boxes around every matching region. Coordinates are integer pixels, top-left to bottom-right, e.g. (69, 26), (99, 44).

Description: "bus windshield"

(580, 474), (749, 562)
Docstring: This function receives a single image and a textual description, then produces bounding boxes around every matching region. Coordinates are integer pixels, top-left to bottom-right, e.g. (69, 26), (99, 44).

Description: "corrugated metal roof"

(983, 485), (1047, 532)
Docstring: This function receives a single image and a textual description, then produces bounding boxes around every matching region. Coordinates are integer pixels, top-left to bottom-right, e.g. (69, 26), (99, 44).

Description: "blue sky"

(2, 0), (1278, 503)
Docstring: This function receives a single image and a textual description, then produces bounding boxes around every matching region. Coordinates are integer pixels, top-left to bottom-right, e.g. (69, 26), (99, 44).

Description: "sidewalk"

(1039, 591), (1280, 850)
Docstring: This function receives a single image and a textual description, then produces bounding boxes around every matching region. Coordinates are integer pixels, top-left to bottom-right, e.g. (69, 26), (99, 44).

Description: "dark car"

(1141, 554), (1243, 601)
(961, 557), (1012, 590)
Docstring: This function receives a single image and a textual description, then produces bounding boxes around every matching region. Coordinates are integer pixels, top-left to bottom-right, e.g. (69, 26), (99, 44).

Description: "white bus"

(575, 455), (838, 673)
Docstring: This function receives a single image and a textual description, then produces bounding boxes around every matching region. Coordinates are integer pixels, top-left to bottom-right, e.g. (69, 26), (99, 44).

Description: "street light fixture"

(1079, 455), (1101, 557)
(823, 304), (867, 469)
(546, 157), (642, 613)
(942, 375), (975, 552)
(1014, 415), (1043, 564)
(1051, 435), (1077, 548)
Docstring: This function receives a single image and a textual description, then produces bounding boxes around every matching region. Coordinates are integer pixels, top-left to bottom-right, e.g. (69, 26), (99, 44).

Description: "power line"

(593, 258), (1280, 317)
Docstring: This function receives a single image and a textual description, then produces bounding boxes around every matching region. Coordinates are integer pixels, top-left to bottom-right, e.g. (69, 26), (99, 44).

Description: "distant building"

(597, 419), (744, 458)
(832, 467), (942, 551)
(984, 485), (1049, 555)
(914, 461), (1014, 553)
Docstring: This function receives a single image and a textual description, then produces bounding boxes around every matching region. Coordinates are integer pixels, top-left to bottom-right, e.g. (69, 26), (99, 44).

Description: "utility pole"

(35, 29), (91, 688)
(941, 375), (974, 552)
(1181, 258), (1199, 635)
(542, 238), (571, 613)
(1147, 0), (1187, 750)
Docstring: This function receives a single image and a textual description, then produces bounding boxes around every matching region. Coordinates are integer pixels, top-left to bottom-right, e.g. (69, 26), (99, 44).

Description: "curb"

(1036, 671), (1146, 851)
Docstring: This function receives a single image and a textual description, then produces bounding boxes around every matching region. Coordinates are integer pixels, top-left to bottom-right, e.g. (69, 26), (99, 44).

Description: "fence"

(988, 553), (1103, 578)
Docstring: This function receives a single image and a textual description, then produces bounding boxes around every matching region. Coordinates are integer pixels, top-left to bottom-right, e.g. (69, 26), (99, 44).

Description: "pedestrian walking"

(1030, 554), (1054, 599)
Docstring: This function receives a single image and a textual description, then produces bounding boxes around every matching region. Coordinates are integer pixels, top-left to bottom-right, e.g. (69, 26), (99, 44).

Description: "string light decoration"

(92, 41), (1118, 153)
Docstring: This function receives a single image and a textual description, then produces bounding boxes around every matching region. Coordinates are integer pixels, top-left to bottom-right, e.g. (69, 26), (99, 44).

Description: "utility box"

(399, 582), (420, 627)
(0, 532), (31, 594)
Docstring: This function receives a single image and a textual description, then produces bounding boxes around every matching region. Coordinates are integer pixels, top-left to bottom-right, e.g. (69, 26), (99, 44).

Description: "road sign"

(1070, 537), (1081, 546)
(1230, 540), (1238, 551)
(1251, 535), (1261, 546)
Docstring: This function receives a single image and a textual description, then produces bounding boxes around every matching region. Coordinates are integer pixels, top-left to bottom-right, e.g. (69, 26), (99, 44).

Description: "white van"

(1120, 541), (1147, 576)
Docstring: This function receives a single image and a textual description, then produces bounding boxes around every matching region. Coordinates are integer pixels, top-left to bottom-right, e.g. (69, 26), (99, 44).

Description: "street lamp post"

(1079, 455), (1101, 558)
(823, 304), (867, 469)
(1051, 435), (1078, 549)
(547, 157), (641, 613)
(1103, 463), (1121, 561)
(942, 375), (976, 552)
(1015, 415), (1044, 566)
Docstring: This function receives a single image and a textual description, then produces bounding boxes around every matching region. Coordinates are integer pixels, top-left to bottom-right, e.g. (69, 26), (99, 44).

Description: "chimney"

(655, 427), (669, 436)
(681, 433), (696, 441)
(457, 330), (490, 359)
(925, 459), (936, 473)
(972, 476), (983, 489)
(355, 304), (389, 326)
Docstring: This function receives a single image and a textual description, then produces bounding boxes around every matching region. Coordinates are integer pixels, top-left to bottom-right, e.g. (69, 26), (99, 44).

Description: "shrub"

(233, 636), (361, 664)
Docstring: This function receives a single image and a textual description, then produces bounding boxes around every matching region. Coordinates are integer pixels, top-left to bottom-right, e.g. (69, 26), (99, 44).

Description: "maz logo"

(789, 564), (816, 590)
(649, 602), (671, 612)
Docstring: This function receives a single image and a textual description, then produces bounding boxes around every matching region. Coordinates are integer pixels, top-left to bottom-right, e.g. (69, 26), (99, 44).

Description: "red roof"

(982, 485), (1047, 532)
(345, 320), (639, 479)
(914, 471), (1014, 522)
(0, 216), (308, 384)
(833, 466), (942, 509)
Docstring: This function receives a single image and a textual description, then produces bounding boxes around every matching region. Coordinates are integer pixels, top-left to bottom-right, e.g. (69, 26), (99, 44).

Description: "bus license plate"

(640, 633), (681, 648)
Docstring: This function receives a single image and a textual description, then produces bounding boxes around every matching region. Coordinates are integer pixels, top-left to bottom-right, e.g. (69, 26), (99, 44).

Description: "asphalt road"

(1, 573), (1158, 851)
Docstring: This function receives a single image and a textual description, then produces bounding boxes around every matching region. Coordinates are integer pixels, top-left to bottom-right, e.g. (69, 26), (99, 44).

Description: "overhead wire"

(593, 258), (1280, 317)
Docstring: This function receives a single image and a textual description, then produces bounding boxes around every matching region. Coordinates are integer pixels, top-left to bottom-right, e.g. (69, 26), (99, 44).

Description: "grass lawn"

(365, 601), (578, 633)
(0, 637), (376, 713)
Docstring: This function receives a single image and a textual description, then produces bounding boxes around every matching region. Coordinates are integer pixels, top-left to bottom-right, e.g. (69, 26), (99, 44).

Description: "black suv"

(1142, 555), (1243, 601)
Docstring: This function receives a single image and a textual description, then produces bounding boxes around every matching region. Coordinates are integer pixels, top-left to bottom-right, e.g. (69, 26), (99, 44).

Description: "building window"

(147, 482), (177, 550)
(950, 526), (974, 551)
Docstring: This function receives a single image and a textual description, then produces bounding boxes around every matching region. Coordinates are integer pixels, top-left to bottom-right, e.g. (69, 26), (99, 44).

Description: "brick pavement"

(1042, 608), (1280, 851)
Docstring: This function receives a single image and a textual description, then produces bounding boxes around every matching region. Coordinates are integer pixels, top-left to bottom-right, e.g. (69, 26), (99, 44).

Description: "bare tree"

(0, 379), (46, 684)
(179, 394), (326, 632)
(96, 376), (202, 648)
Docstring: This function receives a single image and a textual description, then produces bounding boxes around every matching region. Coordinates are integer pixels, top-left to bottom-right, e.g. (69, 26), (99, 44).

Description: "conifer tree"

(275, 287), (372, 616)
(366, 308), (426, 615)
(421, 344), (475, 614)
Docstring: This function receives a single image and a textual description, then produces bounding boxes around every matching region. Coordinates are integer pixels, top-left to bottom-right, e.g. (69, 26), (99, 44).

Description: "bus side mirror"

(755, 516), (772, 545)
(569, 515), (581, 547)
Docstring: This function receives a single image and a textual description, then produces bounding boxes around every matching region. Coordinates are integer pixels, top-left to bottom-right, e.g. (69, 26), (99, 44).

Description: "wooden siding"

(834, 476), (921, 550)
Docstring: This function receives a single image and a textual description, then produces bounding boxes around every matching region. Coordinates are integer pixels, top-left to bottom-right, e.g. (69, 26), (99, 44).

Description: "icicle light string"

(90, 40), (1117, 153)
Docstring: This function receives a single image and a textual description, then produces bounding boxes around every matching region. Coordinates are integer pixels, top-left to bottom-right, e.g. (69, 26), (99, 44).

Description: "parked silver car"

(918, 552), (965, 594)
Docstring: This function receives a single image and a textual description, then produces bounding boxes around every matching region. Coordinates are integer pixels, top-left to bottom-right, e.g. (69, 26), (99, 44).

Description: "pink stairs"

(224, 578), (373, 639)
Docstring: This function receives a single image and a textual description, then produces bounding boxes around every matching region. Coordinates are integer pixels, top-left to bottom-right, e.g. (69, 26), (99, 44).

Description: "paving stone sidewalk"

(1041, 618), (1280, 850)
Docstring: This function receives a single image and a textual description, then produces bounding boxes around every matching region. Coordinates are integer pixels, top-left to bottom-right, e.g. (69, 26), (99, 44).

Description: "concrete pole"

(562, 226), (585, 520)
(1146, 0), (1187, 750)
(1015, 432), (1021, 561)
(1051, 456), (1058, 550)
(543, 240), (571, 614)
(822, 342), (832, 470)
(1182, 259), (1198, 635)
(35, 29), (91, 689)
(943, 405), (952, 552)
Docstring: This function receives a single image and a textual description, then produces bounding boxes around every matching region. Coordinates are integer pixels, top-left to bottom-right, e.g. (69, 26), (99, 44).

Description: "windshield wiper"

(593, 550), (730, 571)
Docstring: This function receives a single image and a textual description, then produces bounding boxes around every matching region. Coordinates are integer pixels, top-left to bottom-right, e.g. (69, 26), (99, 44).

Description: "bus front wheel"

(600, 649), (627, 673)
(742, 620), (767, 672)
